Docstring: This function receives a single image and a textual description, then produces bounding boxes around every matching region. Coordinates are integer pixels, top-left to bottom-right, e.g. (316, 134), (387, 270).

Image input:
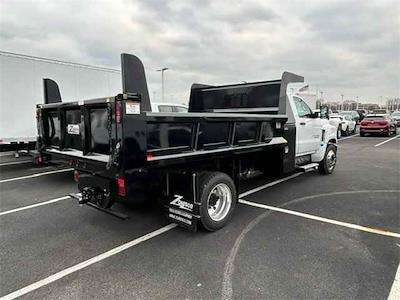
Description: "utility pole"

(356, 96), (359, 110)
(156, 67), (168, 102)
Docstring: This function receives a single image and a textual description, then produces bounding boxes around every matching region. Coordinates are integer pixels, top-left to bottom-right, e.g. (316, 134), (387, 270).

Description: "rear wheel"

(360, 131), (365, 137)
(318, 144), (337, 175)
(352, 125), (356, 134)
(198, 172), (237, 231)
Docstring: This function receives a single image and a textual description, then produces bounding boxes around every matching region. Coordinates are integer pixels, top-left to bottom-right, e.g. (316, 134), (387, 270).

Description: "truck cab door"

(293, 96), (322, 155)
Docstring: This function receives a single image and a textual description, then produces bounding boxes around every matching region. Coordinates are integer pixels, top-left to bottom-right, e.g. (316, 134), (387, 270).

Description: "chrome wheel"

(207, 183), (232, 222)
(326, 149), (336, 171)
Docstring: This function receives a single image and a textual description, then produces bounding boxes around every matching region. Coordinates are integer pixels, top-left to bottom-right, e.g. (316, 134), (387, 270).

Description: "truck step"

(297, 163), (319, 172)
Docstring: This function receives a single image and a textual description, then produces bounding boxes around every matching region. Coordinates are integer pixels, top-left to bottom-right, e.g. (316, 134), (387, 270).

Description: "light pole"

(341, 94), (344, 111)
(156, 67), (168, 102)
(356, 96), (359, 110)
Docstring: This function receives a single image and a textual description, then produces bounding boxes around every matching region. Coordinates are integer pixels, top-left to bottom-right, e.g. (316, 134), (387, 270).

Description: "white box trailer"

(0, 51), (122, 151)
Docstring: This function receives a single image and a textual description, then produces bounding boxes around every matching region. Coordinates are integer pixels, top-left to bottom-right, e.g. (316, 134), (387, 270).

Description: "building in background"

(386, 98), (400, 111)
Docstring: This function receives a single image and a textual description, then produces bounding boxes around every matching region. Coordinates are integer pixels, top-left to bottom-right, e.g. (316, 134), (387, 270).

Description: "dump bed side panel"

(144, 113), (288, 165)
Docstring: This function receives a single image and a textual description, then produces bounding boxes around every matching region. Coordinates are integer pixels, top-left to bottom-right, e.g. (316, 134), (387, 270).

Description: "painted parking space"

(0, 129), (398, 299)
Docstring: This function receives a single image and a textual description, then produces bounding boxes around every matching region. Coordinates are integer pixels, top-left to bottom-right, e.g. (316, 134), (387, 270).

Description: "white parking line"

(374, 135), (399, 147)
(0, 223), (177, 300)
(239, 171), (308, 198)
(339, 134), (360, 141)
(0, 194), (78, 216)
(388, 264), (400, 300)
(239, 199), (400, 238)
(0, 160), (32, 167)
(0, 152), (14, 157)
(0, 168), (73, 184)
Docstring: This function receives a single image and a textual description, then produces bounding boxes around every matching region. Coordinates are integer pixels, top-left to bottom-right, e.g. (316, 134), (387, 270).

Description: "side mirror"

(319, 106), (330, 119)
(311, 109), (321, 119)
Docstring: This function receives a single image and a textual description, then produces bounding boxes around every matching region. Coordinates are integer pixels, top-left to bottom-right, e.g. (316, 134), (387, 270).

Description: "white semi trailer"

(0, 51), (122, 152)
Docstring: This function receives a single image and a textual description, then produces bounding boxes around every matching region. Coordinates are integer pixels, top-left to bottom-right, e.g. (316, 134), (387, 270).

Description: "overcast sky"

(1, 0), (399, 103)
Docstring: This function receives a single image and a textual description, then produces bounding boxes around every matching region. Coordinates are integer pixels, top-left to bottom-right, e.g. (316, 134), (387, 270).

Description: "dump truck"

(36, 53), (338, 231)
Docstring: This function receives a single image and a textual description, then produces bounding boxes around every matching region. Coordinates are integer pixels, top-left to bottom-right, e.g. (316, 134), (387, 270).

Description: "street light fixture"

(156, 67), (168, 102)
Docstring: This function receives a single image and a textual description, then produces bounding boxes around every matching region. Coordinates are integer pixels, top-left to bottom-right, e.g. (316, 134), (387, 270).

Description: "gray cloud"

(0, 0), (398, 103)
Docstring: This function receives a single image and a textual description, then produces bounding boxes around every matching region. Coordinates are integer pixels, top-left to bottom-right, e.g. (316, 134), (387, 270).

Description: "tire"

(386, 128), (391, 137)
(344, 126), (349, 136)
(337, 126), (342, 139)
(318, 144), (337, 175)
(198, 172), (237, 231)
(352, 125), (356, 134)
(360, 131), (365, 137)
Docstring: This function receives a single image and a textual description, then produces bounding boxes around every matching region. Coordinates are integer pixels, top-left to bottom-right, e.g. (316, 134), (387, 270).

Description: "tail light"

(378, 121), (388, 126)
(74, 170), (80, 183)
(36, 155), (43, 165)
(117, 177), (126, 196)
(116, 102), (122, 124)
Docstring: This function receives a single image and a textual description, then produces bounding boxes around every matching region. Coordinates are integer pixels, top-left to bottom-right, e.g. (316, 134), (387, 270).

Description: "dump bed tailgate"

(37, 97), (116, 164)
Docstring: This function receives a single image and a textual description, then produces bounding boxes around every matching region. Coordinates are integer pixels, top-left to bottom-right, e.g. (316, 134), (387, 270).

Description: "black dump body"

(36, 54), (303, 221)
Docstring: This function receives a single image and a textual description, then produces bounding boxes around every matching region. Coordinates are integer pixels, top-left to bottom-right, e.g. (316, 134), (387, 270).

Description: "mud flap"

(165, 172), (200, 232)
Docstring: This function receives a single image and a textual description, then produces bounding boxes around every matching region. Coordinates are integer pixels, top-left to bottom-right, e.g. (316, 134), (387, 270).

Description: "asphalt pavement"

(0, 131), (399, 299)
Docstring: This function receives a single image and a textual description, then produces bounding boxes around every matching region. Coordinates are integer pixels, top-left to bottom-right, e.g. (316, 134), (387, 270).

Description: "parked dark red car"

(360, 115), (397, 137)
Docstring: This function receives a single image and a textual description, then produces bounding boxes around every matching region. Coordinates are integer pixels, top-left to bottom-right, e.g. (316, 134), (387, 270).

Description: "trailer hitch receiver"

(69, 191), (129, 220)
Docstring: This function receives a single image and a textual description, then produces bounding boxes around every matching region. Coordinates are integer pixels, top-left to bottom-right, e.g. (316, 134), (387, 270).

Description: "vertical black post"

(81, 106), (91, 155)
(120, 53), (151, 111)
(59, 108), (66, 150)
(43, 78), (62, 104)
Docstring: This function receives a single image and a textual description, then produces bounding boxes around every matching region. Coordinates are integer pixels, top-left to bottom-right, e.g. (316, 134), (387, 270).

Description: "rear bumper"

(45, 148), (109, 163)
(360, 127), (389, 133)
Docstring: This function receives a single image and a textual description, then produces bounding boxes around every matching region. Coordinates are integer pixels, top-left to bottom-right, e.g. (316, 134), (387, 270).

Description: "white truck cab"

(286, 83), (337, 171)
